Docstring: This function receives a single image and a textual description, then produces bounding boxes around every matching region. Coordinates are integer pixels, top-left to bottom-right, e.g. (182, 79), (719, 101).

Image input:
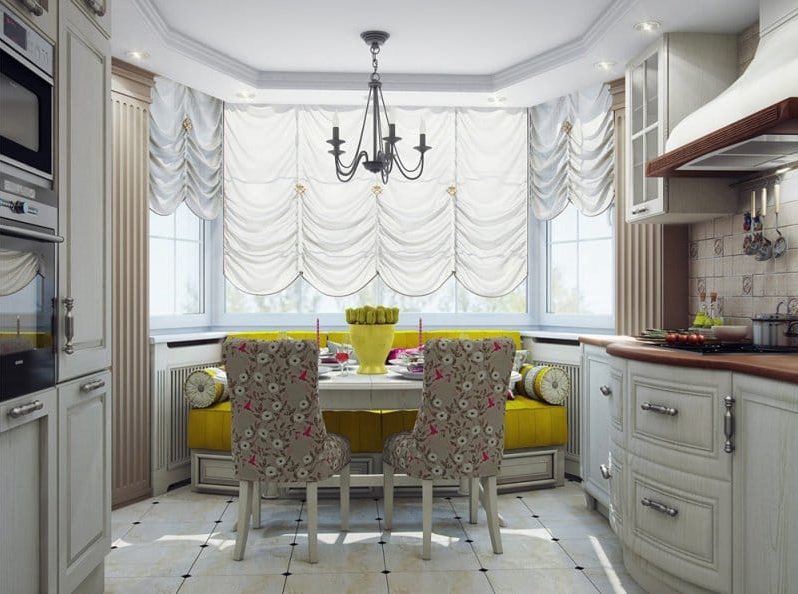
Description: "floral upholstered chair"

(224, 338), (351, 564)
(383, 338), (515, 560)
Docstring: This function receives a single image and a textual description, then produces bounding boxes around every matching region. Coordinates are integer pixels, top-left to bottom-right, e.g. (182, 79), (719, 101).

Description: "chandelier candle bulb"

(762, 187), (767, 217)
(775, 182), (781, 213)
(752, 190), (756, 216)
(420, 118), (426, 135)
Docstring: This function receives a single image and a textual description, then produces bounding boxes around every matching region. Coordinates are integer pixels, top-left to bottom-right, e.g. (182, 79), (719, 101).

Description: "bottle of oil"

(708, 292), (724, 327)
(693, 291), (708, 328)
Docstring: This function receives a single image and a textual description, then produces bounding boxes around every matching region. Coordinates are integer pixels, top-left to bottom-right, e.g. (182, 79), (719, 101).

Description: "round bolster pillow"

(184, 367), (228, 408)
(518, 364), (570, 405)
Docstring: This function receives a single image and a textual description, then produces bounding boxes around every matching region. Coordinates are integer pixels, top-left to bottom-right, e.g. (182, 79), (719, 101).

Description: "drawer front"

(628, 362), (731, 480)
(627, 456), (731, 593)
(608, 447), (624, 537)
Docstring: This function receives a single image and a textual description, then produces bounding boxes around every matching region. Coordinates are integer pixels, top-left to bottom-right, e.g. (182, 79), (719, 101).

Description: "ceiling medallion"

(327, 31), (431, 184)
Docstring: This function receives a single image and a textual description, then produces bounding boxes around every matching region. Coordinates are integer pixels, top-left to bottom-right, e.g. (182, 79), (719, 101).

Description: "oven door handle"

(0, 224), (64, 243)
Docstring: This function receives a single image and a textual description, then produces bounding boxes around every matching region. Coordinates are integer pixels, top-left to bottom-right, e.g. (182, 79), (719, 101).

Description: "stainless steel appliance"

(0, 171), (61, 400)
(0, 4), (54, 183)
(660, 342), (798, 354)
(751, 313), (798, 348)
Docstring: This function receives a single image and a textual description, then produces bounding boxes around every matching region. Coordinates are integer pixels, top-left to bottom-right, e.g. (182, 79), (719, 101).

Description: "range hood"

(647, 2), (798, 178)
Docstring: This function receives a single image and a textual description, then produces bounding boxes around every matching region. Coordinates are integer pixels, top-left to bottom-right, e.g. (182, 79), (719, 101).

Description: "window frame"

(539, 205), (615, 330)
(148, 207), (212, 331)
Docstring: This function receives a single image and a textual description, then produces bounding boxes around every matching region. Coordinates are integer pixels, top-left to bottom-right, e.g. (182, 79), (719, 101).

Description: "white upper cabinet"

(625, 34), (740, 224)
(5, 0), (58, 42)
(69, 0), (109, 37)
(57, 0), (112, 381)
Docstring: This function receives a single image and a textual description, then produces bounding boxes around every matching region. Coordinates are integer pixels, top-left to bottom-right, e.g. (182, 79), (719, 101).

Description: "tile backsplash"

(688, 169), (798, 326)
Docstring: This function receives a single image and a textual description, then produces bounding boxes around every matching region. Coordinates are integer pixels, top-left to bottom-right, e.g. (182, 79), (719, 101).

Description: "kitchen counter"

(606, 341), (798, 384)
(579, 335), (635, 348)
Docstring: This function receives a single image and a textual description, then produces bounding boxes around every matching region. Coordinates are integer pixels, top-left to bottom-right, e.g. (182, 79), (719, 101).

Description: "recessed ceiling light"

(634, 20), (661, 33)
(594, 61), (616, 71)
(236, 91), (256, 101)
(125, 50), (150, 61)
(488, 95), (506, 104)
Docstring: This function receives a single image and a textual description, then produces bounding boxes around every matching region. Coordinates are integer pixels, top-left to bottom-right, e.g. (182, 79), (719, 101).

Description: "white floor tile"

(190, 530), (294, 576)
(488, 568), (598, 593)
(285, 571), (389, 594)
(388, 570), (493, 594)
(584, 567), (649, 594)
(559, 536), (625, 569)
(288, 540), (386, 573)
(104, 576), (183, 594)
(467, 525), (574, 570)
(178, 574), (286, 593)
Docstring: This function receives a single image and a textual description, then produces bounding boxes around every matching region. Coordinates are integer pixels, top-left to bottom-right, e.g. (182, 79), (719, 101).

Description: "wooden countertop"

(605, 341), (798, 384)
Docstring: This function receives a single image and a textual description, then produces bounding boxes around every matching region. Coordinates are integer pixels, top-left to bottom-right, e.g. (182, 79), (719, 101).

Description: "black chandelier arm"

(393, 148), (425, 176)
(335, 150), (370, 183)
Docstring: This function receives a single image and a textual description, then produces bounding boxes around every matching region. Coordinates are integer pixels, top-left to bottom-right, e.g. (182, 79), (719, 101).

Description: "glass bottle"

(693, 291), (708, 328)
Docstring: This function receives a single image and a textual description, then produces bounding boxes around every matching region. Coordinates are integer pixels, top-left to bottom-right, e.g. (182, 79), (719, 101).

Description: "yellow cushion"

(188, 396), (566, 453)
(327, 329), (522, 350)
(227, 331), (326, 346)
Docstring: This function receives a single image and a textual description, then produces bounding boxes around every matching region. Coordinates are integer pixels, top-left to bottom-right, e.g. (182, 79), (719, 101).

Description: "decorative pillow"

(517, 364), (569, 405)
(512, 350), (529, 372)
(184, 367), (228, 408)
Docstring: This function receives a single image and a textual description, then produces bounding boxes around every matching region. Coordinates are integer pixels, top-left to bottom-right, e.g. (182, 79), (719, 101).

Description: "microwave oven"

(0, 5), (54, 183)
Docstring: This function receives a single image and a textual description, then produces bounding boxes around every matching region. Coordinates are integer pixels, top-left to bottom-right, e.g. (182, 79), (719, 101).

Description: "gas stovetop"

(659, 343), (798, 355)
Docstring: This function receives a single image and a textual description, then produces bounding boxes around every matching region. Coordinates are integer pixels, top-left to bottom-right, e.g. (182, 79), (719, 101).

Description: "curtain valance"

(149, 77), (224, 220)
(528, 84), (614, 220)
(0, 249), (42, 296)
(223, 105), (527, 297)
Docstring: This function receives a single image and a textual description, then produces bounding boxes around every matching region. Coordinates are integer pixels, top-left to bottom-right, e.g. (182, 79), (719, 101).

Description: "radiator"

(150, 338), (223, 495)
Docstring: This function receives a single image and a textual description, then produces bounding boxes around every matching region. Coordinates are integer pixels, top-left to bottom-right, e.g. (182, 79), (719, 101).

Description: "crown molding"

(135, 0), (635, 93)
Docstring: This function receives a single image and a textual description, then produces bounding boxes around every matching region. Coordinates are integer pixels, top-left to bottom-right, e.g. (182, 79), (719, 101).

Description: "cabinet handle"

(80, 379), (106, 392)
(641, 497), (678, 517)
(17, 0), (44, 16)
(600, 464), (611, 480)
(599, 385), (612, 397)
(631, 206), (649, 215)
(641, 402), (678, 416)
(84, 0), (106, 16)
(63, 298), (75, 355)
(8, 400), (44, 419)
(723, 395), (735, 453)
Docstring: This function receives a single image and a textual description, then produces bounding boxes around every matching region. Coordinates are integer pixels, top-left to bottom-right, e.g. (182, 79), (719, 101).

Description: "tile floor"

(106, 481), (646, 593)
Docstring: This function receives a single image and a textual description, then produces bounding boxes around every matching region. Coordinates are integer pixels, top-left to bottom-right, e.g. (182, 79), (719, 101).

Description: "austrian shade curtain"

(149, 77), (224, 219)
(0, 249), (42, 296)
(223, 105), (527, 297)
(528, 84), (614, 220)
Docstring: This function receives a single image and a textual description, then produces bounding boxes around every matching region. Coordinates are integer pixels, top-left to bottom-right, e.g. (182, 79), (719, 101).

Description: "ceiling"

(112, 0), (759, 106)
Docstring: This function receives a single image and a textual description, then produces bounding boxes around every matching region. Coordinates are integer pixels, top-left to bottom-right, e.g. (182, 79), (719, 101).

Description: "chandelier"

(327, 31), (431, 183)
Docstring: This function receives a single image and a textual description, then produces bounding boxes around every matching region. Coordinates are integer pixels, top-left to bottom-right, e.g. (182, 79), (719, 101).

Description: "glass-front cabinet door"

(625, 41), (665, 223)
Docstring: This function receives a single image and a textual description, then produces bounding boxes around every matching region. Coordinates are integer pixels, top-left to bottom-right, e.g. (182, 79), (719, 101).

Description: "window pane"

(578, 239), (613, 315)
(149, 210), (174, 238)
(548, 242), (578, 314)
(175, 240), (202, 314)
(175, 203), (201, 240)
(578, 210), (612, 240)
(149, 238), (175, 315)
(382, 277), (456, 314)
(549, 203), (577, 242)
(301, 278), (379, 313)
(645, 55), (658, 127)
(457, 280), (526, 313)
(631, 63), (644, 134)
(225, 279), (301, 313)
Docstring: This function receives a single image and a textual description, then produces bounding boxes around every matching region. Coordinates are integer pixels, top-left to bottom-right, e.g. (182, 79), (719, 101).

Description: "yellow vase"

(349, 324), (395, 375)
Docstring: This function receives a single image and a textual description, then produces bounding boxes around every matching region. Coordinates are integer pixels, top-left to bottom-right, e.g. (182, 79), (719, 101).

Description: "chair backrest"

(224, 338), (331, 483)
(412, 338), (515, 478)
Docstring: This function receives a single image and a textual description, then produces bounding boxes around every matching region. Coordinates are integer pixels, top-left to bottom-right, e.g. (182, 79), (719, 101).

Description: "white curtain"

(0, 249), (42, 296)
(528, 84), (614, 220)
(223, 105), (527, 297)
(149, 77), (224, 219)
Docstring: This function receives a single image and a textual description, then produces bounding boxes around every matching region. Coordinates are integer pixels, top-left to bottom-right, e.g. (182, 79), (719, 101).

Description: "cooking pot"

(751, 314), (798, 347)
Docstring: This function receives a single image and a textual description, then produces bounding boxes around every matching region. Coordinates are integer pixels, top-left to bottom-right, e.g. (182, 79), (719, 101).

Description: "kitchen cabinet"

(732, 373), (798, 593)
(0, 388), (58, 594)
(57, 0), (112, 382)
(625, 33), (739, 224)
(58, 371), (112, 593)
(580, 344), (624, 512)
(4, 0), (58, 42)
(69, 0), (109, 37)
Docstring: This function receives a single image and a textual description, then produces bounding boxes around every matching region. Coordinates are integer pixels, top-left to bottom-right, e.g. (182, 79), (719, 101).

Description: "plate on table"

(391, 366), (424, 380)
(318, 365), (334, 378)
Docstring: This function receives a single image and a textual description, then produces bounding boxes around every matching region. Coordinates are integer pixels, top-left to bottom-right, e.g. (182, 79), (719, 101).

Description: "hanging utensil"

(773, 182), (787, 259)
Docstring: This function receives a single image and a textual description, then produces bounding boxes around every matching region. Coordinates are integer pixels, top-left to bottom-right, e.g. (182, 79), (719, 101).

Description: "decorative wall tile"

(689, 242), (698, 260)
(697, 278), (706, 295)
(742, 275), (752, 296)
(714, 239), (724, 256)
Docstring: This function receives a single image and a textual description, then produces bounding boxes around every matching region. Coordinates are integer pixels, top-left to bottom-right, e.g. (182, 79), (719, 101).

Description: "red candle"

(316, 318), (320, 348)
(418, 317), (423, 348)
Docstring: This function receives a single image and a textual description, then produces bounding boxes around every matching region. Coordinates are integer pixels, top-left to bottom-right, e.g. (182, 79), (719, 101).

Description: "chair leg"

(480, 476), (503, 555)
(383, 463), (394, 530)
(233, 480), (253, 561)
(340, 464), (350, 532)
(469, 478), (479, 524)
(252, 481), (262, 529)
(421, 479), (433, 560)
(307, 483), (318, 564)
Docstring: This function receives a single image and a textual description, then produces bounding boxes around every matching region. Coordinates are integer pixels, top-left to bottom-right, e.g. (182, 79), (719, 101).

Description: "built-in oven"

(0, 171), (60, 401)
(0, 4), (54, 183)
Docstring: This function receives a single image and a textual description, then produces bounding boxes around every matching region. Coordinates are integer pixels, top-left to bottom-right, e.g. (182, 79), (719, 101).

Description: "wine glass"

(335, 350), (350, 376)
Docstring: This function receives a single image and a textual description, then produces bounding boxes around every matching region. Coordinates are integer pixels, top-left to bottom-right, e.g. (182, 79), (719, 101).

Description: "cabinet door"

(5, 0), (58, 43)
(58, 371), (111, 592)
(0, 389), (57, 594)
(69, 0), (109, 37)
(57, 0), (112, 381)
(581, 348), (613, 508)
(732, 374), (798, 593)
(625, 40), (665, 223)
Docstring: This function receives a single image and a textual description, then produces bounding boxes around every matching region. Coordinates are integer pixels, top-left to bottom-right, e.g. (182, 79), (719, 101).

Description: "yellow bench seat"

(187, 396), (567, 454)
